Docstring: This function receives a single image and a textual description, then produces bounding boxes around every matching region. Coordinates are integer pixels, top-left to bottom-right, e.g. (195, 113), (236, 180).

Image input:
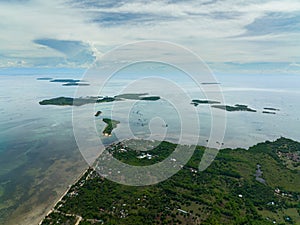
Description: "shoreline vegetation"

(41, 137), (300, 225)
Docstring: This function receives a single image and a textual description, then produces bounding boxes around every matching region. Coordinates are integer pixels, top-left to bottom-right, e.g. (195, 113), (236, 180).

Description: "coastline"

(38, 167), (90, 225)
(37, 137), (300, 225)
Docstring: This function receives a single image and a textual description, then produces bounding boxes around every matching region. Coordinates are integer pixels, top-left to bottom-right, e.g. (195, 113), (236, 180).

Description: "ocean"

(0, 67), (299, 224)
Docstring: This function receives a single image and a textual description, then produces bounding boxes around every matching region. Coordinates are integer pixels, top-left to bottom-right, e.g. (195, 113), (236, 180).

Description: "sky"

(0, 0), (300, 74)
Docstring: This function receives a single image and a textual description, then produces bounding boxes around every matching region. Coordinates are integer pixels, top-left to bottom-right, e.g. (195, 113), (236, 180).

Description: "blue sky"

(0, 0), (300, 74)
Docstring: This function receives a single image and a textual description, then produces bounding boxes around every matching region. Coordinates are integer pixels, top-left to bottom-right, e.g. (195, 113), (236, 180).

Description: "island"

(115, 93), (160, 101)
(36, 77), (53, 80)
(41, 137), (300, 225)
(39, 97), (77, 106)
(94, 111), (102, 117)
(264, 107), (280, 111)
(201, 82), (221, 85)
(191, 99), (221, 106)
(102, 118), (120, 136)
(38, 97), (110, 106)
(50, 79), (81, 83)
(37, 78), (91, 86)
(62, 82), (90, 86)
(263, 111), (276, 115)
(212, 104), (257, 112)
(39, 94), (161, 106)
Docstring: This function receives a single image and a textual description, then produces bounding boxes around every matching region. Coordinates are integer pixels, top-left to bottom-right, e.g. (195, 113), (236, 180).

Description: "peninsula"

(41, 137), (300, 225)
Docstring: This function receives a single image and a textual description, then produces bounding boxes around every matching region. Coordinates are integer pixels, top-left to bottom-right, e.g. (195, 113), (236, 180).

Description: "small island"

(62, 82), (90, 86)
(201, 82), (221, 85)
(140, 96), (160, 101)
(212, 104), (257, 112)
(263, 111), (276, 114)
(102, 118), (120, 136)
(264, 107), (280, 111)
(36, 77), (53, 80)
(94, 111), (102, 117)
(191, 99), (221, 106)
(50, 79), (81, 83)
(115, 93), (160, 101)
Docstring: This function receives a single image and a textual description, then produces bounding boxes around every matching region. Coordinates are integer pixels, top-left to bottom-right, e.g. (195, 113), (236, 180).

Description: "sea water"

(0, 67), (299, 224)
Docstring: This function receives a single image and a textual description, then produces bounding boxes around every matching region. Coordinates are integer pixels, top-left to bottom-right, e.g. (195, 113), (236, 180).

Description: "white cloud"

(0, 0), (300, 69)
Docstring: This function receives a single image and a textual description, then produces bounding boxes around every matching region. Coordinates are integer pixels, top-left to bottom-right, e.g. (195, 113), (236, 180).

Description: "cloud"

(34, 39), (96, 66)
(0, 0), (300, 71)
(242, 12), (300, 36)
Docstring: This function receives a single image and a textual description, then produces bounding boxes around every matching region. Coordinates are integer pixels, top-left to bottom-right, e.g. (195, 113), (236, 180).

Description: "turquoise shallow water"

(0, 68), (299, 223)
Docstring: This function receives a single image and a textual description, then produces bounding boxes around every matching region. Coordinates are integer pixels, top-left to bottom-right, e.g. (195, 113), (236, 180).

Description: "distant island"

(94, 111), (102, 117)
(264, 107), (280, 111)
(263, 111), (276, 114)
(102, 118), (120, 136)
(201, 82), (221, 85)
(39, 93), (161, 106)
(39, 96), (114, 106)
(212, 104), (257, 112)
(36, 77), (53, 80)
(115, 93), (160, 101)
(50, 79), (81, 83)
(37, 78), (90, 86)
(40, 137), (300, 225)
(191, 99), (221, 106)
(62, 83), (90, 86)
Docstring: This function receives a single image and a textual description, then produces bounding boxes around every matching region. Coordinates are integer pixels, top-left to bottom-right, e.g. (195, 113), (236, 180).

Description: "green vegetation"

(212, 104), (257, 112)
(107, 140), (177, 166)
(41, 212), (77, 225)
(41, 137), (300, 225)
(102, 118), (120, 136)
